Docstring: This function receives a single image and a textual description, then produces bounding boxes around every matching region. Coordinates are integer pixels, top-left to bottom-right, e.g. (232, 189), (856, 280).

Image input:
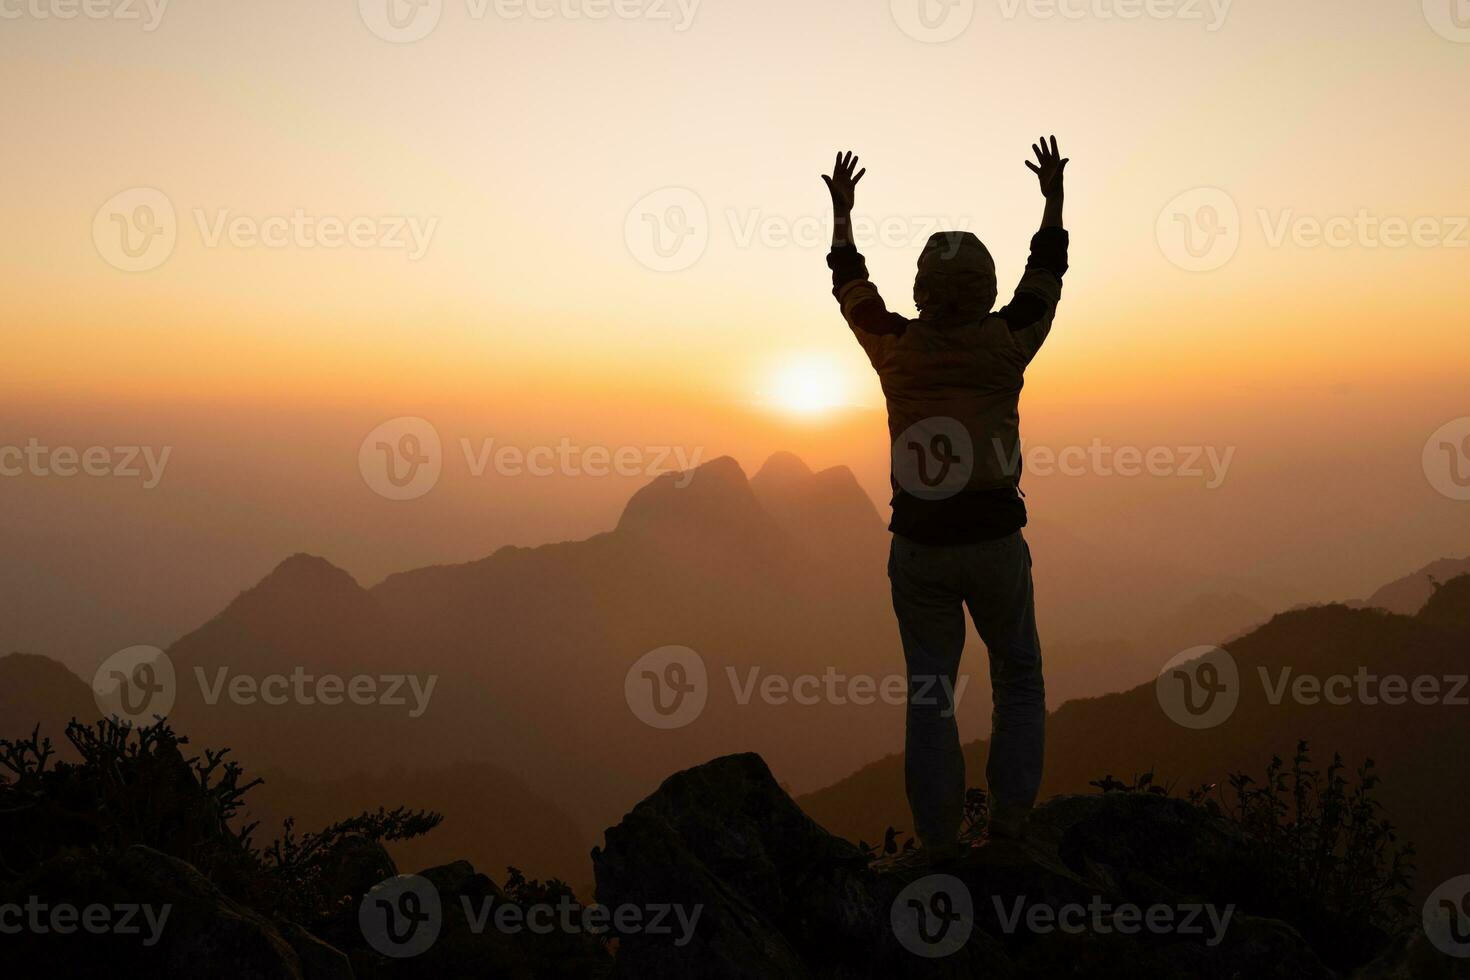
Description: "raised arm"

(1026, 135), (1068, 231)
(823, 150), (865, 250)
(823, 150), (908, 340)
(997, 136), (1071, 355)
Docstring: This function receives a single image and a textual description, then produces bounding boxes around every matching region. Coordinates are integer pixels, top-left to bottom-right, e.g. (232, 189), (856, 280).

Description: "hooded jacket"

(828, 227), (1069, 543)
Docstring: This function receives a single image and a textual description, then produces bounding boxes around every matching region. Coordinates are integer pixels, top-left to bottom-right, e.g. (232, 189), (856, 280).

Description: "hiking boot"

(988, 804), (1032, 841)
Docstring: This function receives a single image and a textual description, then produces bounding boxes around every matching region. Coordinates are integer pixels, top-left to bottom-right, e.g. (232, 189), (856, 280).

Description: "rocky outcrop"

(593, 753), (1348, 979)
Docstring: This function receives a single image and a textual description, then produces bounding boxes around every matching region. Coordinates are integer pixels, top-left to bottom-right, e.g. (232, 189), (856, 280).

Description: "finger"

(1032, 143), (1043, 162)
(834, 152), (843, 174)
(1049, 135), (1059, 157)
(853, 168), (866, 184)
(822, 175), (833, 189)
(842, 151), (853, 172)
(1025, 161), (1041, 174)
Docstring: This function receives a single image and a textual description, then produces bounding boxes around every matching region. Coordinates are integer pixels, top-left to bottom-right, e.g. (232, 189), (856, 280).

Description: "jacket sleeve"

(994, 228), (1069, 361)
(827, 244), (910, 343)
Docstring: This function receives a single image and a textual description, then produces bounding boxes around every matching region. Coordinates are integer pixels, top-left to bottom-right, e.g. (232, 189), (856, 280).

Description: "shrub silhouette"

(1092, 741), (1415, 971)
(0, 717), (441, 922)
(1207, 741), (1415, 968)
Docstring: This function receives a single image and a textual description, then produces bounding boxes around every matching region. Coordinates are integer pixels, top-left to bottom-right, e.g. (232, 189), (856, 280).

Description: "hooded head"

(913, 231), (997, 323)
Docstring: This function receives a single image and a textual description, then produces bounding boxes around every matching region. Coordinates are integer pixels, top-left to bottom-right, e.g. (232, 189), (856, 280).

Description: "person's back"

(822, 139), (1070, 856)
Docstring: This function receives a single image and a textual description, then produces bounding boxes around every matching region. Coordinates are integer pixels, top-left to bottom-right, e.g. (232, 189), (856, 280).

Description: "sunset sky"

(3, 0), (1468, 669)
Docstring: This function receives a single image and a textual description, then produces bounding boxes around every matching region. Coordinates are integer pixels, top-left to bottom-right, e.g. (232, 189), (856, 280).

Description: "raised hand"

(822, 151), (866, 213)
(1025, 136), (1068, 199)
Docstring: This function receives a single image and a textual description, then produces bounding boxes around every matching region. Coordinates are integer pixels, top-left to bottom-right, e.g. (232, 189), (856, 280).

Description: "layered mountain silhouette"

(4, 454), (1463, 892)
(1363, 556), (1470, 615)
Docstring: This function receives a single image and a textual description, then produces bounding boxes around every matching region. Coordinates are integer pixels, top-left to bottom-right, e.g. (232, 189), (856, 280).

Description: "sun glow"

(765, 355), (851, 417)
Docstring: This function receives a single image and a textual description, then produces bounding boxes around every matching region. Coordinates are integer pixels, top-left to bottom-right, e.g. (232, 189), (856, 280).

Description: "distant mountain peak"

(749, 455), (884, 547)
(260, 553), (360, 590)
(1417, 572), (1470, 630)
(616, 455), (771, 536)
(752, 451), (814, 489)
(1365, 556), (1470, 614)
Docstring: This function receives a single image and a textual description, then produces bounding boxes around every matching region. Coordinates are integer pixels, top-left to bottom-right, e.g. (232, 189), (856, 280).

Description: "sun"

(765, 355), (851, 417)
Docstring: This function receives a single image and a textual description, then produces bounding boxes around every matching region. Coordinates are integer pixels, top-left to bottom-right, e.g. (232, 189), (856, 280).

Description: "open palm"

(822, 151), (866, 212)
(1026, 136), (1068, 198)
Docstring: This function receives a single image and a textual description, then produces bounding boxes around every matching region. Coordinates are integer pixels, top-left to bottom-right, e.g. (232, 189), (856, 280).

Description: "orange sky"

(3, 0), (1468, 668)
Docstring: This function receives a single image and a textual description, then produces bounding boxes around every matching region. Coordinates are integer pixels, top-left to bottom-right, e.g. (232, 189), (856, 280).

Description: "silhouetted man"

(823, 139), (1069, 856)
